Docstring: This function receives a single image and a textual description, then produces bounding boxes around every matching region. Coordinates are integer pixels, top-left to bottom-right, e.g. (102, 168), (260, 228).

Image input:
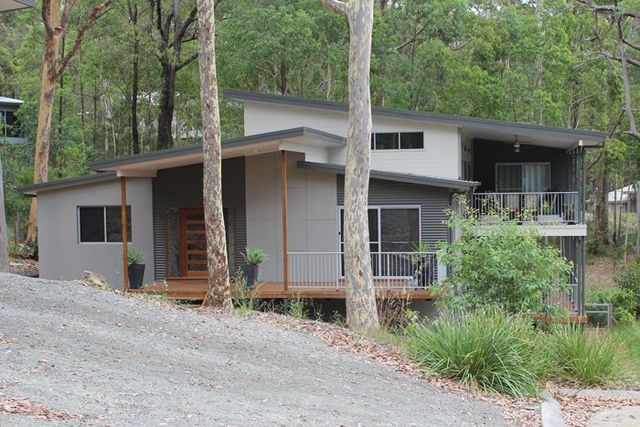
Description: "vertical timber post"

(281, 150), (288, 292)
(120, 176), (129, 292)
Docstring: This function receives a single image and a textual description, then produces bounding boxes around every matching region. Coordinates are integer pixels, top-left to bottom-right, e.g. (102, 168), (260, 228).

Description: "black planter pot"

(241, 264), (260, 286)
(128, 263), (145, 289)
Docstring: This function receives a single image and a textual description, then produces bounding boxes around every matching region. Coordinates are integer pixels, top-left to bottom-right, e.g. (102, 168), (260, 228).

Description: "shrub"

(587, 287), (636, 325)
(436, 197), (573, 314)
(405, 310), (545, 397)
(615, 262), (640, 317)
(127, 248), (145, 265)
(547, 325), (627, 386)
(242, 247), (268, 265)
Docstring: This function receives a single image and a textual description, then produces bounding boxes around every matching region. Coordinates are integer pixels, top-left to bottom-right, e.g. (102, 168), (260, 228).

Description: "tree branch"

(175, 51), (198, 71)
(55, 0), (113, 79)
(317, 0), (347, 17)
(619, 41), (640, 141)
(175, 6), (197, 43)
(59, 0), (80, 30)
(42, 0), (54, 35)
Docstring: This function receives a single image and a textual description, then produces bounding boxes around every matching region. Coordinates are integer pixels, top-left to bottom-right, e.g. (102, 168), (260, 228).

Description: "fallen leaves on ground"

(554, 391), (640, 427)
(0, 394), (75, 420)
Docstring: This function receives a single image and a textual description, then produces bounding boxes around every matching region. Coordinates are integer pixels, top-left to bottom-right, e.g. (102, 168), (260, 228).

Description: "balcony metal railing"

(544, 282), (580, 315)
(287, 251), (437, 290)
(471, 192), (581, 224)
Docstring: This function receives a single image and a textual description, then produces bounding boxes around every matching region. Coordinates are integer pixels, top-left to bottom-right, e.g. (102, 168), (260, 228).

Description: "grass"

(405, 310), (545, 397)
(546, 325), (629, 386)
(612, 321), (640, 383)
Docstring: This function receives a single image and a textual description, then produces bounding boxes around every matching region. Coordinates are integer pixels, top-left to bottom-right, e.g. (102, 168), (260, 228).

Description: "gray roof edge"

(19, 172), (118, 195)
(298, 160), (479, 191)
(224, 89), (606, 141)
(90, 127), (345, 171)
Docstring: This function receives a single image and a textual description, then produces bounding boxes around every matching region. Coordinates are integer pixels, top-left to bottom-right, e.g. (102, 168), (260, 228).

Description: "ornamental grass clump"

(547, 325), (628, 386)
(405, 310), (545, 397)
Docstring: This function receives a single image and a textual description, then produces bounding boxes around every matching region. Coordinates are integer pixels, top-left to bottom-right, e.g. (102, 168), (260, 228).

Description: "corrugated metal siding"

(337, 176), (451, 249)
(152, 158), (247, 279)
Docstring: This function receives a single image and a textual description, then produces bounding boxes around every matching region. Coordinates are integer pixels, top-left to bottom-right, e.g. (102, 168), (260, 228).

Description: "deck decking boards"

(128, 279), (437, 300)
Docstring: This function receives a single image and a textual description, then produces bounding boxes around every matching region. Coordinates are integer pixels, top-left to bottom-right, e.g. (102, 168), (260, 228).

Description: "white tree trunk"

(319, 0), (379, 330)
(0, 156), (9, 272)
(196, 0), (233, 311)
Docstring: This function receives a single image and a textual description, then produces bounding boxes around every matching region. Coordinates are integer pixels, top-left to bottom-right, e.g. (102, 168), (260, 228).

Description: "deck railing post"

(281, 150), (288, 292)
(120, 176), (129, 292)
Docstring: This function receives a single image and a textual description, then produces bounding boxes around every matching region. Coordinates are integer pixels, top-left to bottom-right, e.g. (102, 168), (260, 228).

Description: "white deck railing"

(287, 251), (437, 290)
(471, 192), (581, 224)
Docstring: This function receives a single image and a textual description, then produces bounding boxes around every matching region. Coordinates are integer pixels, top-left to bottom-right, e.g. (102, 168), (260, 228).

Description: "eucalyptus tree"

(317, 0), (379, 331)
(26, 0), (113, 245)
(195, 0), (232, 311)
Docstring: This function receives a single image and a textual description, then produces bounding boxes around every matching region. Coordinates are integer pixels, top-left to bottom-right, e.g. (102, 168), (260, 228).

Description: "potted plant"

(127, 248), (146, 289)
(241, 247), (268, 286)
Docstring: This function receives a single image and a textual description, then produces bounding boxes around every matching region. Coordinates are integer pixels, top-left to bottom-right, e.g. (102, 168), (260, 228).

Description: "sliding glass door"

(496, 163), (550, 193)
(338, 206), (420, 277)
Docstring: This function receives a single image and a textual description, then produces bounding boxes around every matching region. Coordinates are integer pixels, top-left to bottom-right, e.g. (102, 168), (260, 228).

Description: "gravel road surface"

(0, 273), (504, 426)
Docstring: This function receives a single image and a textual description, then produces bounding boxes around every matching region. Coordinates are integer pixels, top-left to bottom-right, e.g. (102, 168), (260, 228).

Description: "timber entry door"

(178, 207), (233, 277)
(179, 208), (207, 277)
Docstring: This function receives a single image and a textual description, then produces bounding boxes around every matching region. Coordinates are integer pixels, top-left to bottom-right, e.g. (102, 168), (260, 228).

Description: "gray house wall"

(337, 176), (452, 249)
(37, 178), (155, 289)
(152, 157), (247, 279)
(245, 151), (338, 282)
(473, 139), (572, 192)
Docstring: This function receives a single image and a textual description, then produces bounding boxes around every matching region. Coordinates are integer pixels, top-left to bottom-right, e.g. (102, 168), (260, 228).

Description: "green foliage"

(614, 262), (640, 317)
(547, 325), (628, 386)
(405, 310), (545, 397)
(230, 269), (258, 315)
(436, 199), (573, 314)
(587, 287), (637, 326)
(242, 247), (268, 265)
(126, 248), (145, 265)
(285, 294), (308, 319)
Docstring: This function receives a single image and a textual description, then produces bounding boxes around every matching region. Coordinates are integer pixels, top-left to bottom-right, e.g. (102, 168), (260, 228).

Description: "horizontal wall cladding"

(152, 158), (246, 279)
(337, 176), (451, 249)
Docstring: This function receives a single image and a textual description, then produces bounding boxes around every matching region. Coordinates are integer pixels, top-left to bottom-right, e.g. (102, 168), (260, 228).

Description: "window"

(339, 206), (421, 276)
(78, 206), (131, 243)
(496, 163), (550, 193)
(0, 110), (23, 138)
(370, 132), (424, 150)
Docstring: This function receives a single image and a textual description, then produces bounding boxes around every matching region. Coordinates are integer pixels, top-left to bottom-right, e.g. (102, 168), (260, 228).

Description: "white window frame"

(371, 131), (425, 151)
(77, 206), (132, 245)
(336, 205), (422, 278)
(495, 162), (551, 193)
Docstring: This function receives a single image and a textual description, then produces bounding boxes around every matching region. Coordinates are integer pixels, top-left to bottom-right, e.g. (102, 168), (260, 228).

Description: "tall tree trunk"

(157, 62), (176, 150)
(26, 26), (62, 245)
(0, 155), (9, 271)
(319, 0), (379, 331)
(57, 36), (65, 138)
(196, 0), (232, 311)
(26, 0), (113, 245)
(130, 1), (140, 154)
(596, 174), (609, 245)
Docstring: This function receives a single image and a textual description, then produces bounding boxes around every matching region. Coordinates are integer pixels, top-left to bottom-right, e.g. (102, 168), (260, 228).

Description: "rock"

(587, 406), (640, 427)
(82, 271), (111, 290)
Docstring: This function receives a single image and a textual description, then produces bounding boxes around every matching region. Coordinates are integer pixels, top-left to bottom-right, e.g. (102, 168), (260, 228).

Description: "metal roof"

(19, 172), (118, 196)
(0, 0), (34, 13)
(225, 89), (606, 143)
(0, 96), (24, 106)
(90, 127), (345, 171)
(298, 161), (479, 192)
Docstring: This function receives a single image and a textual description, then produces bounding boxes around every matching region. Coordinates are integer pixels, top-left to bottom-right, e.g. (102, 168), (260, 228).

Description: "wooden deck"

(128, 278), (437, 300)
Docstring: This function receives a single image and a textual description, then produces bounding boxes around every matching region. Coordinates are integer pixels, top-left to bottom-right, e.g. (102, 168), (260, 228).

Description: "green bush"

(615, 262), (640, 317)
(547, 325), (627, 386)
(405, 310), (545, 397)
(587, 287), (636, 325)
(436, 197), (573, 314)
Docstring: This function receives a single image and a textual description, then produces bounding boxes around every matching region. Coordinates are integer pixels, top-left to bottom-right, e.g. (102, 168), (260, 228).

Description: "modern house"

(608, 184), (637, 215)
(20, 90), (605, 316)
(0, 96), (27, 144)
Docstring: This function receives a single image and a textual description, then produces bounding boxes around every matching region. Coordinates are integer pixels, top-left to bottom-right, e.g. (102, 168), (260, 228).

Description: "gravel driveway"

(0, 273), (504, 426)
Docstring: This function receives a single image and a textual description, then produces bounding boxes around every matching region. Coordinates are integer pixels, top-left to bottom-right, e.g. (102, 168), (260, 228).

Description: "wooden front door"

(179, 208), (207, 277)
(179, 207), (234, 277)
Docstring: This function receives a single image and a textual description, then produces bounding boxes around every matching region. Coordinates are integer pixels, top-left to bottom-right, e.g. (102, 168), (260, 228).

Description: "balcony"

(287, 251), (439, 291)
(471, 192), (582, 225)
